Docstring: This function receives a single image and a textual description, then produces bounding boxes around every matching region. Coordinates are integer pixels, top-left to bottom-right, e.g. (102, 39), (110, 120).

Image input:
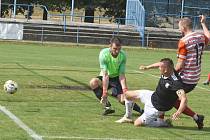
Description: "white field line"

(0, 105), (42, 140)
(42, 135), (142, 140)
(134, 70), (210, 92)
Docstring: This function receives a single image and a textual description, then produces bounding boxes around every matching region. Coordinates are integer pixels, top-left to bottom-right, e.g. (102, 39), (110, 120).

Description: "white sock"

(124, 99), (134, 118)
(193, 114), (198, 121)
(105, 107), (111, 110)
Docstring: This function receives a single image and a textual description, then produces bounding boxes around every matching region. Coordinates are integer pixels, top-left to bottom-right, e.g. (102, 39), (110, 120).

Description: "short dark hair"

(160, 58), (174, 70)
(110, 37), (122, 46)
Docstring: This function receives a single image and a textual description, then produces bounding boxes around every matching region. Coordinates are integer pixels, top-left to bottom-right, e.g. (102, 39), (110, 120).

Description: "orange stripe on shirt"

(177, 40), (187, 60)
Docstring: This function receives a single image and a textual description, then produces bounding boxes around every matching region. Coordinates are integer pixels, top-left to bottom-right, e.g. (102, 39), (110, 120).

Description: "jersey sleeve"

(99, 51), (107, 72)
(177, 40), (187, 60)
(119, 52), (126, 74)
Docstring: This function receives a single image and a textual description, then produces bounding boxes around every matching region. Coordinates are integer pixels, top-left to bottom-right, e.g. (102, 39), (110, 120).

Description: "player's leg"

(203, 73), (210, 85)
(174, 84), (204, 129)
(133, 90), (171, 127)
(174, 100), (204, 129)
(89, 77), (114, 115)
(116, 90), (153, 123)
(134, 108), (170, 127)
(110, 78), (143, 114)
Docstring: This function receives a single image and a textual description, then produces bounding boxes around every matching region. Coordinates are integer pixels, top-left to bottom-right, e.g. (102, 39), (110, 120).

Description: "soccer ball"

(3, 80), (18, 94)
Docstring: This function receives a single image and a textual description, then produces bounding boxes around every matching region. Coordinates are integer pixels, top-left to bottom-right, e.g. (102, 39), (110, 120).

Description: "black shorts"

(183, 83), (197, 93)
(97, 76), (123, 97)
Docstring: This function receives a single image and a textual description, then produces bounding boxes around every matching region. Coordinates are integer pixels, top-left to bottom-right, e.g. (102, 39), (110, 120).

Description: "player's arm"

(139, 62), (163, 70)
(175, 58), (185, 72)
(119, 74), (127, 93)
(200, 15), (210, 41)
(172, 89), (187, 120)
(175, 40), (186, 72)
(102, 71), (109, 97)
(99, 52), (109, 98)
(119, 53), (128, 93)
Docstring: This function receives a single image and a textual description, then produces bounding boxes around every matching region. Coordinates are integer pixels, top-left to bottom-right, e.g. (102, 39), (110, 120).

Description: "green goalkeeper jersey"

(99, 48), (126, 78)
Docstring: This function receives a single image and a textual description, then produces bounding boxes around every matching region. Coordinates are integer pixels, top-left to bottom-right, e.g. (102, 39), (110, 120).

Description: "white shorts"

(136, 90), (164, 126)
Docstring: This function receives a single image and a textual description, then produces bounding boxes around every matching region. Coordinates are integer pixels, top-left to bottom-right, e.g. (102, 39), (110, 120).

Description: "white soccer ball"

(3, 80), (18, 94)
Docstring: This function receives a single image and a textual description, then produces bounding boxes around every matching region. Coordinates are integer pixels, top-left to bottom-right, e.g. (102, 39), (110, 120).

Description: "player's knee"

(134, 117), (144, 127)
(89, 78), (100, 89)
(134, 120), (142, 127)
(124, 93), (133, 101)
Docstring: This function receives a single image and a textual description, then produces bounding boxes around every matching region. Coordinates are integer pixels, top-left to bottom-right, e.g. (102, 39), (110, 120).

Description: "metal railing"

(126, 0), (145, 47)
(142, 0), (210, 28)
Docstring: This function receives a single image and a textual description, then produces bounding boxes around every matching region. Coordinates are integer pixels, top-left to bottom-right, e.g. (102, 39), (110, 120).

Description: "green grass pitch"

(0, 41), (210, 140)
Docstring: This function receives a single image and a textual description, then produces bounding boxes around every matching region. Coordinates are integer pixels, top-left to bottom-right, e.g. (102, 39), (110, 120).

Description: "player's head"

(178, 17), (193, 36)
(109, 37), (122, 57)
(159, 58), (174, 76)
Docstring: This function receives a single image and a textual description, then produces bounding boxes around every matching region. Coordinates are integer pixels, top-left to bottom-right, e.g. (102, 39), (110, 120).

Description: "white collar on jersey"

(161, 72), (178, 80)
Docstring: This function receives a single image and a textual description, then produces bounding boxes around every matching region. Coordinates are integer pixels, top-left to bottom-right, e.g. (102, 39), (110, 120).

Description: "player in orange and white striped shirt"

(176, 16), (209, 86)
(138, 15), (210, 129)
(174, 15), (210, 129)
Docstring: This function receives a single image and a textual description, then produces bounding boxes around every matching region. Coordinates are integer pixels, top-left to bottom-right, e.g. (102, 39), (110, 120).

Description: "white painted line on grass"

(134, 70), (210, 92)
(42, 135), (141, 140)
(0, 105), (42, 140)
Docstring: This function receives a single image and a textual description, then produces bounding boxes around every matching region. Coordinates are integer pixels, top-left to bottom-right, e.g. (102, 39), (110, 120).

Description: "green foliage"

(98, 0), (126, 24)
(1, 0), (126, 23)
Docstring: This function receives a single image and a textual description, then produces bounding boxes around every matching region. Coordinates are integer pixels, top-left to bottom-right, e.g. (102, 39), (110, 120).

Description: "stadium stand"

(0, 0), (209, 48)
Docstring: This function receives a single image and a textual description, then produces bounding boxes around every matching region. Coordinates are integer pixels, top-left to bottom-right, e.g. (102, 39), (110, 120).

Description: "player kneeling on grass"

(89, 37), (143, 116)
(116, 58), (188, 127)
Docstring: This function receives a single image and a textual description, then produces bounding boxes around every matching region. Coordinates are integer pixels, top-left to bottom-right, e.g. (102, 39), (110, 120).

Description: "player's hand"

(139, 65), (148, 70)
(123, 88), (128, 94)
(172, 111), (181, 120)
(100, 95), (108, 105)
(200, 15), (206, 23)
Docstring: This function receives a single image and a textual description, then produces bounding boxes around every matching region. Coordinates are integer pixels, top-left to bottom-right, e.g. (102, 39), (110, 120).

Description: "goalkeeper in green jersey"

(89, 37), (143, 115)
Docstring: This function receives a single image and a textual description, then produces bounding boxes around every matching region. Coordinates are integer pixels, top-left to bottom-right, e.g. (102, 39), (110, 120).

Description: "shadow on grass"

(16, 63), (94, 101)
(159, 125), (210, 140)
(0, 66), (98, 73)
(172, 125), (210, 132)
(26, 84), (90, 91)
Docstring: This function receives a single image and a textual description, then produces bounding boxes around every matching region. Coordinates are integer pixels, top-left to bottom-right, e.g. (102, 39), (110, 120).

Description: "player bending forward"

(116, 58), (203, 128)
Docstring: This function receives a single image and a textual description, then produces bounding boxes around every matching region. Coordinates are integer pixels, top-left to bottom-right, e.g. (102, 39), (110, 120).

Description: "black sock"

(133, 103), (142, 113)
(93, 87), (102, 100)
(93, 87), (111, 107)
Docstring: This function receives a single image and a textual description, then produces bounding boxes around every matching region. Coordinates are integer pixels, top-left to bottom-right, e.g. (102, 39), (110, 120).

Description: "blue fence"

(1, 1), (210, 46)
(126, 0), (145, 47)
(142, 0), (210, 28)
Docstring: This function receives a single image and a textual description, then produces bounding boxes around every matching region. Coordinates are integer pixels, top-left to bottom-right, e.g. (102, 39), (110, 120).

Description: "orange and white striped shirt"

(177, 32), (209, 84)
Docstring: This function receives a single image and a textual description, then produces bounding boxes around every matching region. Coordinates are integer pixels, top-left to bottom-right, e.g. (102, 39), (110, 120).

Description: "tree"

(36, 0), (69, 13)
(74, 0), (96, 23)
(98, 0), (126, 24)
(74, 0), (126, 24)
(1, 0), (35, 18)
(1, 0), (126, 23)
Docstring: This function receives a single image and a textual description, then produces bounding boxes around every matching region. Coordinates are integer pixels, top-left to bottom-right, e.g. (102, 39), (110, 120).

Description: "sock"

(208, 73), (210, 81)
(174, 100), (196, 117)
(133, 103), (142, 114)
(93, 87), (111, 108)
(193, 114), (198, 121)
(124, 99), (134, 118)
(93, 87), (102, 100)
